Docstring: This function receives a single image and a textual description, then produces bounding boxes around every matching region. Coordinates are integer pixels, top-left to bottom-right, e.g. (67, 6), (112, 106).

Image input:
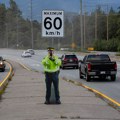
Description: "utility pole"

(80, 0), (83, 51)
(52, 38), (54, 47)
(107, 5), (109, 41)
(83, 3), (86, 49)
(72, 21), (74, 44)
(6, 23), (9, 48)
(71, 20), (74, 49)
(58, 38), (60, 50)
(16, 14), (19, 48)
(95, 11), (97, 40)
(30, 0), (34, 49)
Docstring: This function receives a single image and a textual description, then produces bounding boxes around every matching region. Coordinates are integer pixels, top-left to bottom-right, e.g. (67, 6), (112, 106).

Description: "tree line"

(0, 0), (120, 51)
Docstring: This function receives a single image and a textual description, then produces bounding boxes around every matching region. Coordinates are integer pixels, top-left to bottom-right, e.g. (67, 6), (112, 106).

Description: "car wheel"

(111, 75), (116, 81)
(79, 68), (83, 79)
(2, 68), (5, 72)
(86, 73), (91, 82)
(62, 65), (64, 69)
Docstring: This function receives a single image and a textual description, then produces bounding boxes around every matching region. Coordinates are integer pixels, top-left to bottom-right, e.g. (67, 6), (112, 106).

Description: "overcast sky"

(0, 0), (120, 20)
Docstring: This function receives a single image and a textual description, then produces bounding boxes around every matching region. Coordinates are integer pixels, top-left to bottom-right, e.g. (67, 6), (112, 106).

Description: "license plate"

(70, 59), (73, 62)
(101, 71), (105, 74)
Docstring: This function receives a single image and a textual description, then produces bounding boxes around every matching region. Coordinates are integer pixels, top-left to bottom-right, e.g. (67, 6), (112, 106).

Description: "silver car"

(26, 49), (35, 55)
(21, 51), (32, 57)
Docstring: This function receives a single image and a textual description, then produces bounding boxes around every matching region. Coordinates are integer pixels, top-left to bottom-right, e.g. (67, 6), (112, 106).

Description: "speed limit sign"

(42, 10), (64, 37)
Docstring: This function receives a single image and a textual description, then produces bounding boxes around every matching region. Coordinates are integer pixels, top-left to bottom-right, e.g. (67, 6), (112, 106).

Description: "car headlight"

(0, 62), (3, 65)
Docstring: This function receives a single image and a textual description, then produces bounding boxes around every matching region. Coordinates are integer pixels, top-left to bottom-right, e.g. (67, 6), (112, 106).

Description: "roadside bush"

(94, 38), (120, 51)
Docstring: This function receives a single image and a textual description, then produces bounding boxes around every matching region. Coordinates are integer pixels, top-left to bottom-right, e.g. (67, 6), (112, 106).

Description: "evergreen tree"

(0, 4), (6, 47)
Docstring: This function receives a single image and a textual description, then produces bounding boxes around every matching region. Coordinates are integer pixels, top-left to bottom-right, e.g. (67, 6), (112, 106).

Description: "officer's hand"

(49, 57), (55, 61)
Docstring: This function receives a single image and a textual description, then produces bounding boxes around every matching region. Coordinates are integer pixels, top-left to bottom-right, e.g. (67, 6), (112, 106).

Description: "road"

(0, 49), (120, 104)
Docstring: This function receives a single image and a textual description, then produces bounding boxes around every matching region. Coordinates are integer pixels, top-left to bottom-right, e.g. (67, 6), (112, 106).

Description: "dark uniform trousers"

(45, 71), (60, 101)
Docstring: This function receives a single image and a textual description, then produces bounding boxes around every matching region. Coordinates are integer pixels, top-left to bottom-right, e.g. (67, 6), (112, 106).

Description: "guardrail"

(0, 61), (14, 95)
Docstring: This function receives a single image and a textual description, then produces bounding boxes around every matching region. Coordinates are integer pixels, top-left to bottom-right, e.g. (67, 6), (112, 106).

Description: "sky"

(0, 0), (120, 20)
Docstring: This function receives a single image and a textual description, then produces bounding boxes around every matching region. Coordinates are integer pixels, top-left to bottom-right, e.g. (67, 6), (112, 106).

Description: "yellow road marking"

(82, 84), (120, 107)
(62, 78), (120, 107)
(19, 63), (31, 71)
(0, 62), (12, 87)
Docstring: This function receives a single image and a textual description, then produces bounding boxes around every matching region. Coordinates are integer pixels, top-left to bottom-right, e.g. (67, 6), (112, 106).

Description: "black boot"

(56, 100), (61, 104)
(44, 100), (50, 104)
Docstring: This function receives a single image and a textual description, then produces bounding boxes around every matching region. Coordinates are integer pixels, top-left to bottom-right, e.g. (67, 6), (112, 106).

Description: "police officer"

(41, 47), (61, 104)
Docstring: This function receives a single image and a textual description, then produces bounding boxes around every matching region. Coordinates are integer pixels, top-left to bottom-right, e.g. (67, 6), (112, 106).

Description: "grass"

(115, 52), (120, 56)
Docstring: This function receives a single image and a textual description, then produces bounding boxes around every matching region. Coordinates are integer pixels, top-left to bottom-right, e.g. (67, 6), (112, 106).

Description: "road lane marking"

(0, 61), (13, 87)
(82, 84), (120, 107)
(19, 63), (32, 71)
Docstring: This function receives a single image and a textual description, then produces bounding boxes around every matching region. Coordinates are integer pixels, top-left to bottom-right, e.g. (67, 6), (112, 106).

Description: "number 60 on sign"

(42, 10), (64, 37)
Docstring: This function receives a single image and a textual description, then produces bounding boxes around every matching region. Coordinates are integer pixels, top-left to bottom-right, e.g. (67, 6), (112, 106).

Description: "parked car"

(60, 54), (79, 69)
(79, 54), (117, 82)
(0, 56), (6, 72)
(26, 49), (35, 55)
(21, 51), (32, 57)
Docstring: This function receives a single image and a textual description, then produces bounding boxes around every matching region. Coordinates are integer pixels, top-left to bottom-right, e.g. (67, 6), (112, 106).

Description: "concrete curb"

(0, 61), (14, 95)
(62, 77), (120, 111)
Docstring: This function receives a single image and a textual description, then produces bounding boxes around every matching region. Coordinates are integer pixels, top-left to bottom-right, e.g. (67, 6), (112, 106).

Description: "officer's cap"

(47, 47), (54, 51)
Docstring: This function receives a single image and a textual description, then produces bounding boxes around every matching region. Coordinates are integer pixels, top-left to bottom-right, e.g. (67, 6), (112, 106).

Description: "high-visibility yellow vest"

(41, 55), (61, 72)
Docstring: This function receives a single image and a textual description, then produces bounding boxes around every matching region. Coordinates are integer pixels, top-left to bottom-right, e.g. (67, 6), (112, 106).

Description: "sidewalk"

(0, 61), (120, 120)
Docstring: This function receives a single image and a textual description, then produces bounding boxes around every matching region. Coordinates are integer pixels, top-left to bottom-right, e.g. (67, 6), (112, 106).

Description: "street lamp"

(71, 20), (75, 50)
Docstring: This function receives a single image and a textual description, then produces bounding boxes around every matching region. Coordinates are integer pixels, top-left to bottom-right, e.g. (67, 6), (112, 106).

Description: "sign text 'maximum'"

(44, 11), (62, 15)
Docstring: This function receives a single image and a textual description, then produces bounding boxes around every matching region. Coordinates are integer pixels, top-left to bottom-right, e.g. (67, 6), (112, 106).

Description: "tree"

(5, 0), (22, 48)
(108, 7), (118, 39)
(116, 7), (120, 39)
(0, 4), (6, 47)
(95, 6), (107, 40)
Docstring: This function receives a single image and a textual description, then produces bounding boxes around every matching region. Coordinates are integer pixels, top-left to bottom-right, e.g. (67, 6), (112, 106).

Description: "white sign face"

(42, 10), (64, 37)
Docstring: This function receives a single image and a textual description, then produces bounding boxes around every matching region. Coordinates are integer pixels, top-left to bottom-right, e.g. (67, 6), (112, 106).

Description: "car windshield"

(28, 49), (33, 51)
(87, 55), (110, 61)
(25, 52), (30, 54)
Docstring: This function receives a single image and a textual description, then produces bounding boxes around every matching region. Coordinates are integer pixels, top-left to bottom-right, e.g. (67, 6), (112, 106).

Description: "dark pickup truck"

(79, 54), (117, 82)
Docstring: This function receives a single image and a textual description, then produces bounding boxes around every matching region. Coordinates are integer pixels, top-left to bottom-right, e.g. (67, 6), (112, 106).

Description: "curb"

(62, 77), (120, 111)
(0, 61), (14, 95)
